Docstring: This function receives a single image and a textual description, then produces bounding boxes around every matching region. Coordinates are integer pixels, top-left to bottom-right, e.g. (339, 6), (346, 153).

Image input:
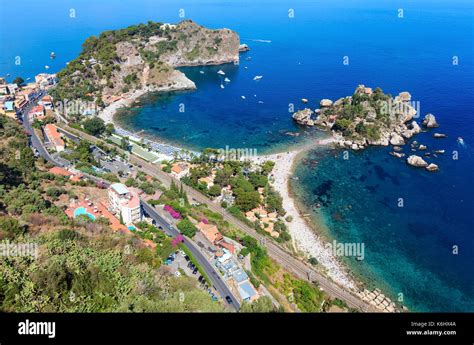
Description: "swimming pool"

(73, 207), (96, 220)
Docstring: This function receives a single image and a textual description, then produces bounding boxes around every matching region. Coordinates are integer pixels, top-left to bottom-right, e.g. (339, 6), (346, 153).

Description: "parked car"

(174, 271), (181, 277)
(225, 296), (233, 304)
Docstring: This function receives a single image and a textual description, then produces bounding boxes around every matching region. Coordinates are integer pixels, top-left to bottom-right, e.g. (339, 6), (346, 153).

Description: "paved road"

(20, 107), (240, 310)
(20, 92), (66, 167)
(141, 202), (240, 310)
(57, 123), (378, 312)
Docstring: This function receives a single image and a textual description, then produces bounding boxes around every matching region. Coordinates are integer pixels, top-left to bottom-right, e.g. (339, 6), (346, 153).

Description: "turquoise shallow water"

(1, 0), (473, 311)
(292, 142), (474, 312)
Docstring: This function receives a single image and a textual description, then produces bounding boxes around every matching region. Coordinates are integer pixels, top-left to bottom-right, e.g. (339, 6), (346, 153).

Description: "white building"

(108, 183), (142, 225)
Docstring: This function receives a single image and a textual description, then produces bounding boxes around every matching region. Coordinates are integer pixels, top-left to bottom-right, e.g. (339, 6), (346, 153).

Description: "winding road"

(20, 98), (240, 310)
(56, 123), (378, 312)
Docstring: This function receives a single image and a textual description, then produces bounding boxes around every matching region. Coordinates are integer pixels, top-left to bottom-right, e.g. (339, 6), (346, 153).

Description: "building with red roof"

(44, 124), (65, 152)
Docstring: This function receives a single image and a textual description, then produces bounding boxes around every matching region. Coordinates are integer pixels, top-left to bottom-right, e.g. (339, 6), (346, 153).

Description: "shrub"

(177, 218), (197, 238)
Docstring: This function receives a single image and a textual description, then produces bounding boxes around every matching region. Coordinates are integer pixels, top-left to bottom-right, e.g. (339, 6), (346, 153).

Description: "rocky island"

(293, 85), (425, 150)
(293, 85), (444, 171)
(51, 20), (242, 109)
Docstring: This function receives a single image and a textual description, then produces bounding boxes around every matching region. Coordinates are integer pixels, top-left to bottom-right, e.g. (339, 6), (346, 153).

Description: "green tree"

(105, 123), (115, 136)
(234, 191), (260, 212)
(208, 184), (222, 197)
(177, 218), (197, 238)
(82, 117), (106, 136)
(0, 216), (25, 239)
(13, 77), (25, 86)
(240, 296), (278, 312)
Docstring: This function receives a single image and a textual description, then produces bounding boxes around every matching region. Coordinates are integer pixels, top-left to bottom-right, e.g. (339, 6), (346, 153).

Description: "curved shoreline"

(97, 88), (393, 306)
(249, 140), (358, 290)
(98, 90), (358, 290)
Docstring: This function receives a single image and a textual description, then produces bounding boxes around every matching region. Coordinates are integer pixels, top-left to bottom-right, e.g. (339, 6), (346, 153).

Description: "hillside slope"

(51, 20), (240, 107)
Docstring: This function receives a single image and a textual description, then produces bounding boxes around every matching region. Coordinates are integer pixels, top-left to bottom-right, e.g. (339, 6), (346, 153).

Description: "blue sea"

(1, 0), (473, 311)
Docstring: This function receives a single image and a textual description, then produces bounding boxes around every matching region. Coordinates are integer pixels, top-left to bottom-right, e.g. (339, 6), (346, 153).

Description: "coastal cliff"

(51, 20), (241, 108)
(293, 85), (421, 150)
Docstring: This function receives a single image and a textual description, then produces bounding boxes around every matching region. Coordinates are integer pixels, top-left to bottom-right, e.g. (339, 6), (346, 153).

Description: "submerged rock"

(433, 133), (447, 138)
(390, 152), (405, 158)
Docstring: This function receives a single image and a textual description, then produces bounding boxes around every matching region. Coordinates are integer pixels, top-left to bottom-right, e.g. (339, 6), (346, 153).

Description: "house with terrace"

(108, 183), (142, 225)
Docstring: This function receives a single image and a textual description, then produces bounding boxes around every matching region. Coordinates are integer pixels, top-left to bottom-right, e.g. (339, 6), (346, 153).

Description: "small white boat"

(241, 96), (246, 100)
(258, 101), (264, 104)
(253, 75), (263, 81)
(220, 83), (225, 89)
(217, 70), (225, 75)
(301, 98), (308, 103)
(26, 77), (31, 81)
(244, 66), (248, 69)
(457, 137), (465, 145)
(50, 52), (56, 59)
(254, 94), (257, 97)
(199, 70), (205, 74)
(224, 77), (230, 82)
(45, 65), (50, 69)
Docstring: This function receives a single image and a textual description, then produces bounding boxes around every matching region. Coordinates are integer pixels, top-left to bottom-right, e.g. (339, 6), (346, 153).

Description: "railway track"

(59, 123), (378, 312)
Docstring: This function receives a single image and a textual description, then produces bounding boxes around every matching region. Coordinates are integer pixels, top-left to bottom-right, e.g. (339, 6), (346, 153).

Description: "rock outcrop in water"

(292, 108), (315, 126)
(407, 155), (428, 168)
(422, 113), (439, 128)
(292, 85), (431, 151)
(426, 163), (439, 172)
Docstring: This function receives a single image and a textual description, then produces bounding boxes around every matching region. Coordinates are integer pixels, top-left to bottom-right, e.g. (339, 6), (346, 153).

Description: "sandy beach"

(250, 138), (357, 290)
(97, 85), (356, 290)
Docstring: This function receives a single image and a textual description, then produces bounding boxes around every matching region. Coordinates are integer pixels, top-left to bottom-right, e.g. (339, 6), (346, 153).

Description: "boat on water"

(44, 65), (50, 69)
(50, 52), (56, 59)
(199, 70), (204, 74)
(224, 77), (230, 82)
(301, 98), (308, 103)
(457, 137), (465, 145)
(253, 75), (263, 81)
(241, 96), (246, 99)
(244, 66), (248, 69)
(217, 70), (225, 75)
(220, 83), (225, 89)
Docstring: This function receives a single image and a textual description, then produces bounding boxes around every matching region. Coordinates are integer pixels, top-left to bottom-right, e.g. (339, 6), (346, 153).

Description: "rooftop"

(238, 281), (258, 301)
(110, 183), (129, 195)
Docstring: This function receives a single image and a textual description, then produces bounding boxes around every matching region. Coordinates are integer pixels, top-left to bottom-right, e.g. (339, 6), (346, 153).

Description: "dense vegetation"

(0, 115), (222, 312)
